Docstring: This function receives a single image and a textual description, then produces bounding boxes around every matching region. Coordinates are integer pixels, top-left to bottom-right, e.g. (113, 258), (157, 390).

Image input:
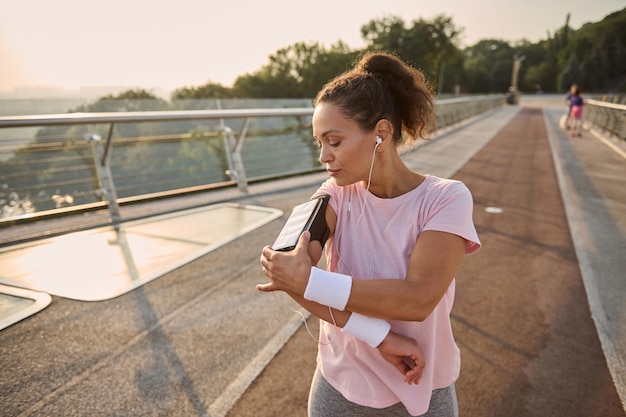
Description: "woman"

(258, 51), (481, 416)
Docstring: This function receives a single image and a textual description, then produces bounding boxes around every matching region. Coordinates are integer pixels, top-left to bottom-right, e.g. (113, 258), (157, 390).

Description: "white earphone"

(375, 136), (383, 145)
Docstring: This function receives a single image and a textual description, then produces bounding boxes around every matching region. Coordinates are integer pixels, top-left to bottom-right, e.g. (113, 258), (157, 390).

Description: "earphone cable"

(295, 141), (378, 344)
(290, 305), (337, 345)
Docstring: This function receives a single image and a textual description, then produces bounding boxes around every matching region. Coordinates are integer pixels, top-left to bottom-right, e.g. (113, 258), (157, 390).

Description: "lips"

(327, 168), (340, 177)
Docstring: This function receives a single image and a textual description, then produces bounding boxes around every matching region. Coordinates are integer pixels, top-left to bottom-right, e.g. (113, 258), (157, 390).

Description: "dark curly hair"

(314, 51), (435, 144)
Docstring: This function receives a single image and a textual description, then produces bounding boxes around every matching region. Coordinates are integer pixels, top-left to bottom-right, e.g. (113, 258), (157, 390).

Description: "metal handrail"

(0, 96), (506, 225)
(585, 99), (626, 141)
(0, 108), (316, 128)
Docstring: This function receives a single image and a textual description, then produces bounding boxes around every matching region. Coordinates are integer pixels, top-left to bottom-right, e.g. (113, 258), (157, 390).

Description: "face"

(312, 102), (377, 186)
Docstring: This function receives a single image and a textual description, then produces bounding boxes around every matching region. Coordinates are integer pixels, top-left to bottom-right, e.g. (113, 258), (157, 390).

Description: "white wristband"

(303, 267), (352, 311)
(342, 312), (391, 348)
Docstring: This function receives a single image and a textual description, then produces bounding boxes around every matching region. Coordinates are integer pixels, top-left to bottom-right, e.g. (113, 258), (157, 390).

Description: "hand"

(377, 331), (425, 385)
(257, 231), (312, 294)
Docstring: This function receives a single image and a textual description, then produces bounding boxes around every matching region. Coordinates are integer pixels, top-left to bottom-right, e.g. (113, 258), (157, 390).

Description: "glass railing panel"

(0, 97), (504, 224)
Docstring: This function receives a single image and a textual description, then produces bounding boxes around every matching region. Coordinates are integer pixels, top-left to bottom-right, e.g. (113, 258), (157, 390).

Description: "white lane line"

(208, 312), (309, 417)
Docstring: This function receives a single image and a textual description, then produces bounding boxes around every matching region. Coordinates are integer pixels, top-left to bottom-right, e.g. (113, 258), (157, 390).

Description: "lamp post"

(511, 53), (526, 91)
(507, 52), (526, 104)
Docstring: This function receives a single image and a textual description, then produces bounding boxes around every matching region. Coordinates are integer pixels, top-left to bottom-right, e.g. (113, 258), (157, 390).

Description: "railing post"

(84, 133), (121, 223)
(221, 125), (249, 193)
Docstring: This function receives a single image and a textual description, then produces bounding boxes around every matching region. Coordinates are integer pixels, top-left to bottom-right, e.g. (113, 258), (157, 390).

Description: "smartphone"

(272, 195), (330, 251)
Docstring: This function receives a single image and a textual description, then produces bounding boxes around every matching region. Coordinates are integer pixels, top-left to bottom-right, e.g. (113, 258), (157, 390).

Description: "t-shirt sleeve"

(311, 178), (339, 214)
(423, 181), (481, 254)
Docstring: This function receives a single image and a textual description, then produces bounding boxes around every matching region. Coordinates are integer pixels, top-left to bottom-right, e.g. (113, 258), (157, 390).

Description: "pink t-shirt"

(312, 174), (481, 416)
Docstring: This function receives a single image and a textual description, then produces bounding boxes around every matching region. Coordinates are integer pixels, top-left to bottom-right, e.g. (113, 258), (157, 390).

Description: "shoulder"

(422, 176), (471, 198)
(419, 176), (481, 253)
(412, 176), (474, 217)
(313, 178), (342, 200)
(312, 179), (354, 215)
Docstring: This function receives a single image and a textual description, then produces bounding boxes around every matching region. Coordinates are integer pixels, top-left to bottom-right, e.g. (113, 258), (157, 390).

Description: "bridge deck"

(1, 96), (625, 417)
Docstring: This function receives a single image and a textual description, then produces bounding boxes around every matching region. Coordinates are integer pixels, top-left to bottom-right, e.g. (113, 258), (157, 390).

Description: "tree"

(557, 54), (583, 92)
(284, 41), (357, 98)
(426, 15), (465, 93)
(171, 82), (238, 100)
(360, 15), (410, 56)
(360, 14), (464, 93)
(462, 40), (515, 93)
(561, 9), (626, 92)
(233, 42), (356, 98)
(519, 39), (559, 92)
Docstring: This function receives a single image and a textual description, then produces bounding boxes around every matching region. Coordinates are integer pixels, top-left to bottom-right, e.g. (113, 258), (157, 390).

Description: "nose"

(319, 145), (333, 165)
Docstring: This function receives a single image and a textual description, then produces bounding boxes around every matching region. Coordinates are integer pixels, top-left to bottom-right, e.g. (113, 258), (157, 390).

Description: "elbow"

(412, 307), (435, 322)
(395, 300), (437, 322)
(388, 285), (440, 322)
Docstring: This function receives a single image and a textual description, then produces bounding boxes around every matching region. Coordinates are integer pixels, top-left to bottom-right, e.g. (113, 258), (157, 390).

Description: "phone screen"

(272, 199), (321, 251)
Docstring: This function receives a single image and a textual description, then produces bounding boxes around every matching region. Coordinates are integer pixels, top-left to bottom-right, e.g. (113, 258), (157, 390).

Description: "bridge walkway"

(0, 96), (624, 417)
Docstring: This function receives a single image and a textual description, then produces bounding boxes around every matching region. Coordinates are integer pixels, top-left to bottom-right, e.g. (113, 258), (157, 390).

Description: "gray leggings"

(308, 368), (458, 417)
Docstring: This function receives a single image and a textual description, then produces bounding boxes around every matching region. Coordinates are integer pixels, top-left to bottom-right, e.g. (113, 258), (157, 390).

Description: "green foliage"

(72, 89), (169, 112)
(360, 15), (464, 93)
(555, 9), (626, 92)
(462, 40), (515, 93)
(557, 54), (583, 92)
(171, 82), (239, 100)
(516, 40), (558, 92)
(232, 41), (358, 98)
(33, 89), (174, 149)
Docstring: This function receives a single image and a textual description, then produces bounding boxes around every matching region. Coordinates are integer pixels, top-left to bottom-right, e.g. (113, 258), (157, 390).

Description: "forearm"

(304, 267), (435, 322)
(288, 291), (351, 327)
(290, 290), (392, 348)
(302, 232), (467, 321)
(347, 279), (434, 321)
(289, 290), (423, 384)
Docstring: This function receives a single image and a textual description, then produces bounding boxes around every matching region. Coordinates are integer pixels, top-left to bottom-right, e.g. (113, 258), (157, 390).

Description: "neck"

(365, 156), (424, 198)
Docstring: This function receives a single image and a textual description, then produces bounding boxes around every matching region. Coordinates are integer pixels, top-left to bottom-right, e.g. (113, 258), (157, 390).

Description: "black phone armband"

(271, 195), (330, 252)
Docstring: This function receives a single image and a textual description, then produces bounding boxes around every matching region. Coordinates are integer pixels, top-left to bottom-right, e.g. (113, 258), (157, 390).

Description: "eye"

(313, 138), (340, 149)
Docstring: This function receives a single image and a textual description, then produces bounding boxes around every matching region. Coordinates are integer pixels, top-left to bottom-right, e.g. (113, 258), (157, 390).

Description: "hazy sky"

(0, 0), (623, 93)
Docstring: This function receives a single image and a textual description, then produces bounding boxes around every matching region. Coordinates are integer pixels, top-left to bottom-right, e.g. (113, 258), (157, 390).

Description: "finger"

(409, 352), (426, 369)
(261, 245), (273, 261)
(295, 230), (311, 252)
(260, 245), (275, 268)
(260, 255), (269, 271)
(404, 357), (425, 385)
(402, 356), (416, 369)
(256, 282), (277, 292)
(403, 363), (422, 383)
(404, 367), (423, 385)
(399, 364), (410, 377)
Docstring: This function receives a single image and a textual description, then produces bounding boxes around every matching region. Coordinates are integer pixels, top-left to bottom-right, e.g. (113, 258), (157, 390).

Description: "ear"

(375, 119), (393, 142)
